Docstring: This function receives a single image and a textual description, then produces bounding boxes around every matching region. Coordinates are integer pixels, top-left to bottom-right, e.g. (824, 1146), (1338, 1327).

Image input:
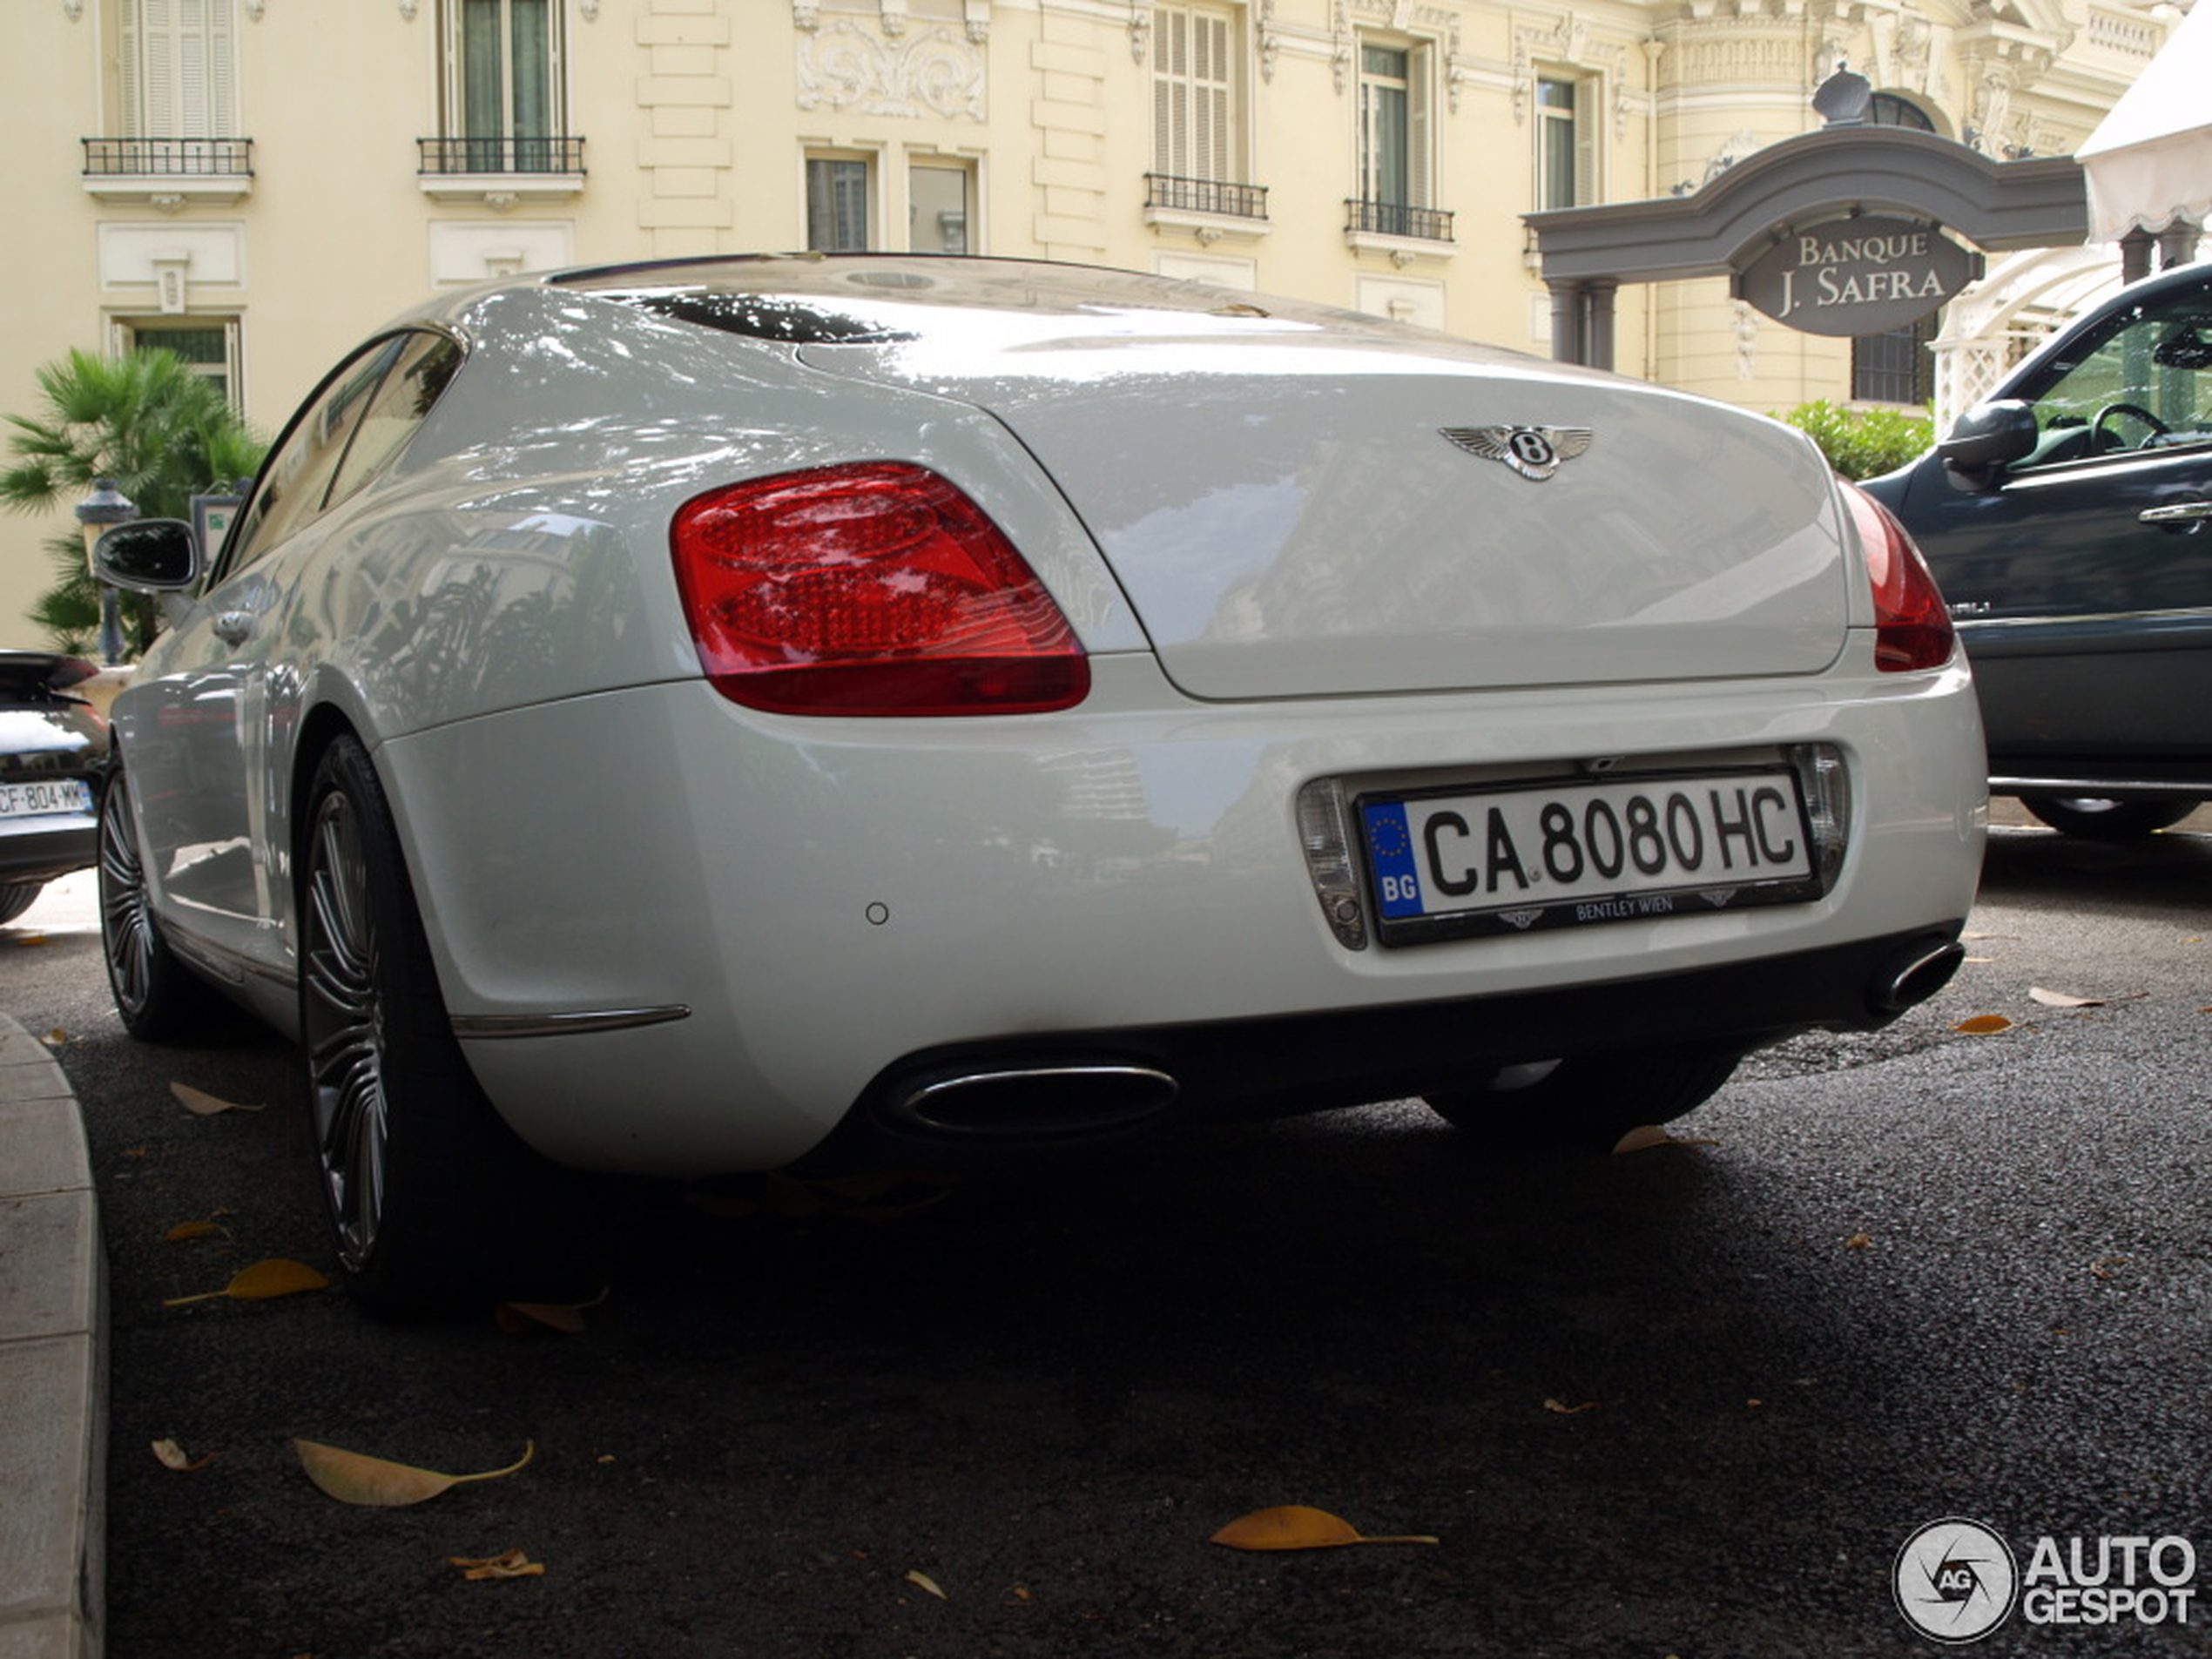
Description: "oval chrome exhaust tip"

(886, 1063), (1180, 1141)
(1871, 941), (1966, 1015)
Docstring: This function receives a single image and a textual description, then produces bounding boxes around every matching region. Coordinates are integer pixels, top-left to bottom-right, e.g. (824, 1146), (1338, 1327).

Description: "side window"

(222, 336), (405, 577)
(324, 334), (464, 511)
(2019, 288), (2212, 468)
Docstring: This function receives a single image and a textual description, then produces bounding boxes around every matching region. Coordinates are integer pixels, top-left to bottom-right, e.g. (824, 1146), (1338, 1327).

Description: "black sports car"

(1865, 260), (2212, 837)
(0, 651), (108, 925)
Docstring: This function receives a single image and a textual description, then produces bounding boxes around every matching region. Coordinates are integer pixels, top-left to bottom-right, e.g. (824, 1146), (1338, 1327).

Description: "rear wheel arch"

(287, 704), (372, 887)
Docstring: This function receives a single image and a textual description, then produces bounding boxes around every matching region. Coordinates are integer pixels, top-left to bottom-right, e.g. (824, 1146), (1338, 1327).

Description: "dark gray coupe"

(1865, 260), (2212, 836)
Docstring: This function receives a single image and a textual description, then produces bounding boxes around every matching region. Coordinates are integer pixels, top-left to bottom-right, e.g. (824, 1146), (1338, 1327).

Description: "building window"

(908, 161), (973, 255)
(113, 319), (241, 408)
(806, 157), (873, 252)
(1534, 76), (1592, 210)
(1852, 314), (1935, 405)
(1153, 5), (1238, 187)
(1350, 40), (1450, 241)
(117, 0), (239, 138)
(1869, 93), (1936, 132)
(442, 0), (564, 172)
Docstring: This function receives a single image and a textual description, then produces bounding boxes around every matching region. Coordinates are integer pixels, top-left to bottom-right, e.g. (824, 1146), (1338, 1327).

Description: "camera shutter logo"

(1895, 1518), (2020, 1643)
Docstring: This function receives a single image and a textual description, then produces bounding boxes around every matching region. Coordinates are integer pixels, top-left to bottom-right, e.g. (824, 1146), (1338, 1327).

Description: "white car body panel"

(380, 651), (1981, 1175)
(801, 334), (1854, 699)
(103, 255), (1986, 1184)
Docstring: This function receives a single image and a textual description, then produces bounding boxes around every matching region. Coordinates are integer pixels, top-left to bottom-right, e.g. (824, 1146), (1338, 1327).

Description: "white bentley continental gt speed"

(93, 257), (1986, 1313)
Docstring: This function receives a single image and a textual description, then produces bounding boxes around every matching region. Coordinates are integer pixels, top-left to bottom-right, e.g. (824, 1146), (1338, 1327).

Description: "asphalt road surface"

(6, 807), (2210, 1659)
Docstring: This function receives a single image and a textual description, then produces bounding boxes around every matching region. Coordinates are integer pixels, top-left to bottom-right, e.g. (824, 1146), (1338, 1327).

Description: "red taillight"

(671, 462), (1089, 716)
(1842, 482), (1954, 673)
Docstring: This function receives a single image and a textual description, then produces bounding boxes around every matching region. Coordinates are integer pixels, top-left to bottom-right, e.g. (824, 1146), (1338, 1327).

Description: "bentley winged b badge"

(1439, 424), (1594, 482)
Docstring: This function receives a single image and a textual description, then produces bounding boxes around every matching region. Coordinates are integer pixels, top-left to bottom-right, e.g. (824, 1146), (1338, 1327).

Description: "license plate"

(0, 779), (94, 819)
(1359, 767), (1821, 945)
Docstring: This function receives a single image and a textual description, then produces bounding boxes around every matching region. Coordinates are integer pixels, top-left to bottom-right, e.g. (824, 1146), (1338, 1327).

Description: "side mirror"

(1937, 400), (2037, 475)
(93, 519), (202, 593)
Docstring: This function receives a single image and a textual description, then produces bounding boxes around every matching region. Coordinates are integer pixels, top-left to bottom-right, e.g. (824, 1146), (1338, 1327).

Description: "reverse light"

(671, 462), (1089, 716)
(1841, 482), (1955, 672)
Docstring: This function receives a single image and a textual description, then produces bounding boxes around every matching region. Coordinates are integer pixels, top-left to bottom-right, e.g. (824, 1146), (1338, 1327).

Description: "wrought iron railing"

(1344, 199), (1454, 242)
(1144, 173), (1269, 220)
(82, 137), (253, 178)
(416, 136), (585, 176)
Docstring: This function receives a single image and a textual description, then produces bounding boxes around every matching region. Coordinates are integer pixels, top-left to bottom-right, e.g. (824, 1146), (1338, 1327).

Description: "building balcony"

(416, 136), (586, 206)
(1143, 172), (1271, 244)
(1344, 198), (1456, 264)
(81, 138), (253, 208)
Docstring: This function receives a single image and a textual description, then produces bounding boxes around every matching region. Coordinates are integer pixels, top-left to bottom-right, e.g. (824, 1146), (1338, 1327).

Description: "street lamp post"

(75, 477), (137, 666)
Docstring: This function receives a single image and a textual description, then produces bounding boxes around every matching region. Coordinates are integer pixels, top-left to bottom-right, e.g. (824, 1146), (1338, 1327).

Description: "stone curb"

(0, 1015), (105, 1659)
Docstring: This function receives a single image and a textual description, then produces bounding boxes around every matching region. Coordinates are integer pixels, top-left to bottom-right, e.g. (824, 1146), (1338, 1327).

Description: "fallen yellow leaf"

(1210, 1506), (1439, 1551)
(44, 1028), (67, 1046)
(1543, 1398), (1600, 1415)
(294, 1439), (535, 1507)
(493, 1285), (610, 1336)
(905, 1569), (948, 1601)
(152, 1438), (218, 1472)
(2028, 987), (2105, 1008)
(1844, 1232), (1874, 1251)
(449, 1548), (545, 1580)
(163, 1220), (228, 1242)
(1954, 1015), (2013, 1035)
(496, 1302), (585, 1335)
(164, 1258), (330, 1306)
(171, 1081), (266, 1116)
(1611, 1124), (1718, 1154)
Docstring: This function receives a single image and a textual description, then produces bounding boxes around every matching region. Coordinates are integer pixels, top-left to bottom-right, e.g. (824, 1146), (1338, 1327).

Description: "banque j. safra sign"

(1736, 216), (1979, 336)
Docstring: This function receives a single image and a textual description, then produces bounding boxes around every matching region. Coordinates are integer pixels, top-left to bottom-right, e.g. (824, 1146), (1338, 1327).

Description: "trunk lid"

(802, 327), (1848, 700)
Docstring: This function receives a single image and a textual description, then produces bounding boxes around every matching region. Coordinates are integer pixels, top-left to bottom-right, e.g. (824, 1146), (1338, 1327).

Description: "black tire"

(2017, 795), (2197, 839)
(1422, 1042), (1744, 1153)
(0, 882), (43, 927)
(98, 763), (227, 1040)
(300, 736), (567, 1318)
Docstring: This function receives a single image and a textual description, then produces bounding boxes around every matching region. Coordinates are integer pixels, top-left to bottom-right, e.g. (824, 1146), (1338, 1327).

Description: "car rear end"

(381, 261), (1984, 1172)
(0, 651), (108, 920)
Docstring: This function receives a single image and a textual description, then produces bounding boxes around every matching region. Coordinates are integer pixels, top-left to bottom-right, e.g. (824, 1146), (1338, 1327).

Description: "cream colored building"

(0, 0), (2168, 643)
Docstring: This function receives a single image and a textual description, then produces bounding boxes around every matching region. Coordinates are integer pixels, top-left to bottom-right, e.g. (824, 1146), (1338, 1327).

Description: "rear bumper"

(382, 656), (1985, 1177)
(0, 819), (97, 887)
(820, 921), (1967, 1162)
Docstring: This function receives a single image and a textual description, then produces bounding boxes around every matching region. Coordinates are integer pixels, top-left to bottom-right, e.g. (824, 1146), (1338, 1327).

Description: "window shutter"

(1406, 44), (1431, 206)
(1155, 7), (1184, 175)
(1573, 76), (1598, 206)
(206, 0), (237, 135)
(119, 2), (142, 135)
(129, 0), (235, 137)
(1197, 10), (1230, 184)
(138, 0), (178, 133)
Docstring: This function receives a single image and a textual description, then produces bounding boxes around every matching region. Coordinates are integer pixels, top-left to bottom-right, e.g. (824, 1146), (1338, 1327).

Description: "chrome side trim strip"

(1957, 606), (2212, 633)
(450, 1006), (693, 1040)
(167, 926), (293, 991)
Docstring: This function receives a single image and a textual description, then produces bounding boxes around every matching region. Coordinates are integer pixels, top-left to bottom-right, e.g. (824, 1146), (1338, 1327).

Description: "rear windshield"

(554, 254), (1352, 348)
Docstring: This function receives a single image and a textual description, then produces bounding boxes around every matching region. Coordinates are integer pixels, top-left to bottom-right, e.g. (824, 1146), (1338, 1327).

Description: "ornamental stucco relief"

(798, 18), (985, 121)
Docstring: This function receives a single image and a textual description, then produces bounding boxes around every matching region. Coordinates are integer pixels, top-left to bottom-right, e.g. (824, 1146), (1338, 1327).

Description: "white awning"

(2077, 1), (2212, 242)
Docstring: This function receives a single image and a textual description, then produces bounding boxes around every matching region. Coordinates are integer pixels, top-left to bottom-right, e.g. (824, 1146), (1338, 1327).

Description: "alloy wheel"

(98, 774), (156, 1018)
(302, 787), (388, 1272)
